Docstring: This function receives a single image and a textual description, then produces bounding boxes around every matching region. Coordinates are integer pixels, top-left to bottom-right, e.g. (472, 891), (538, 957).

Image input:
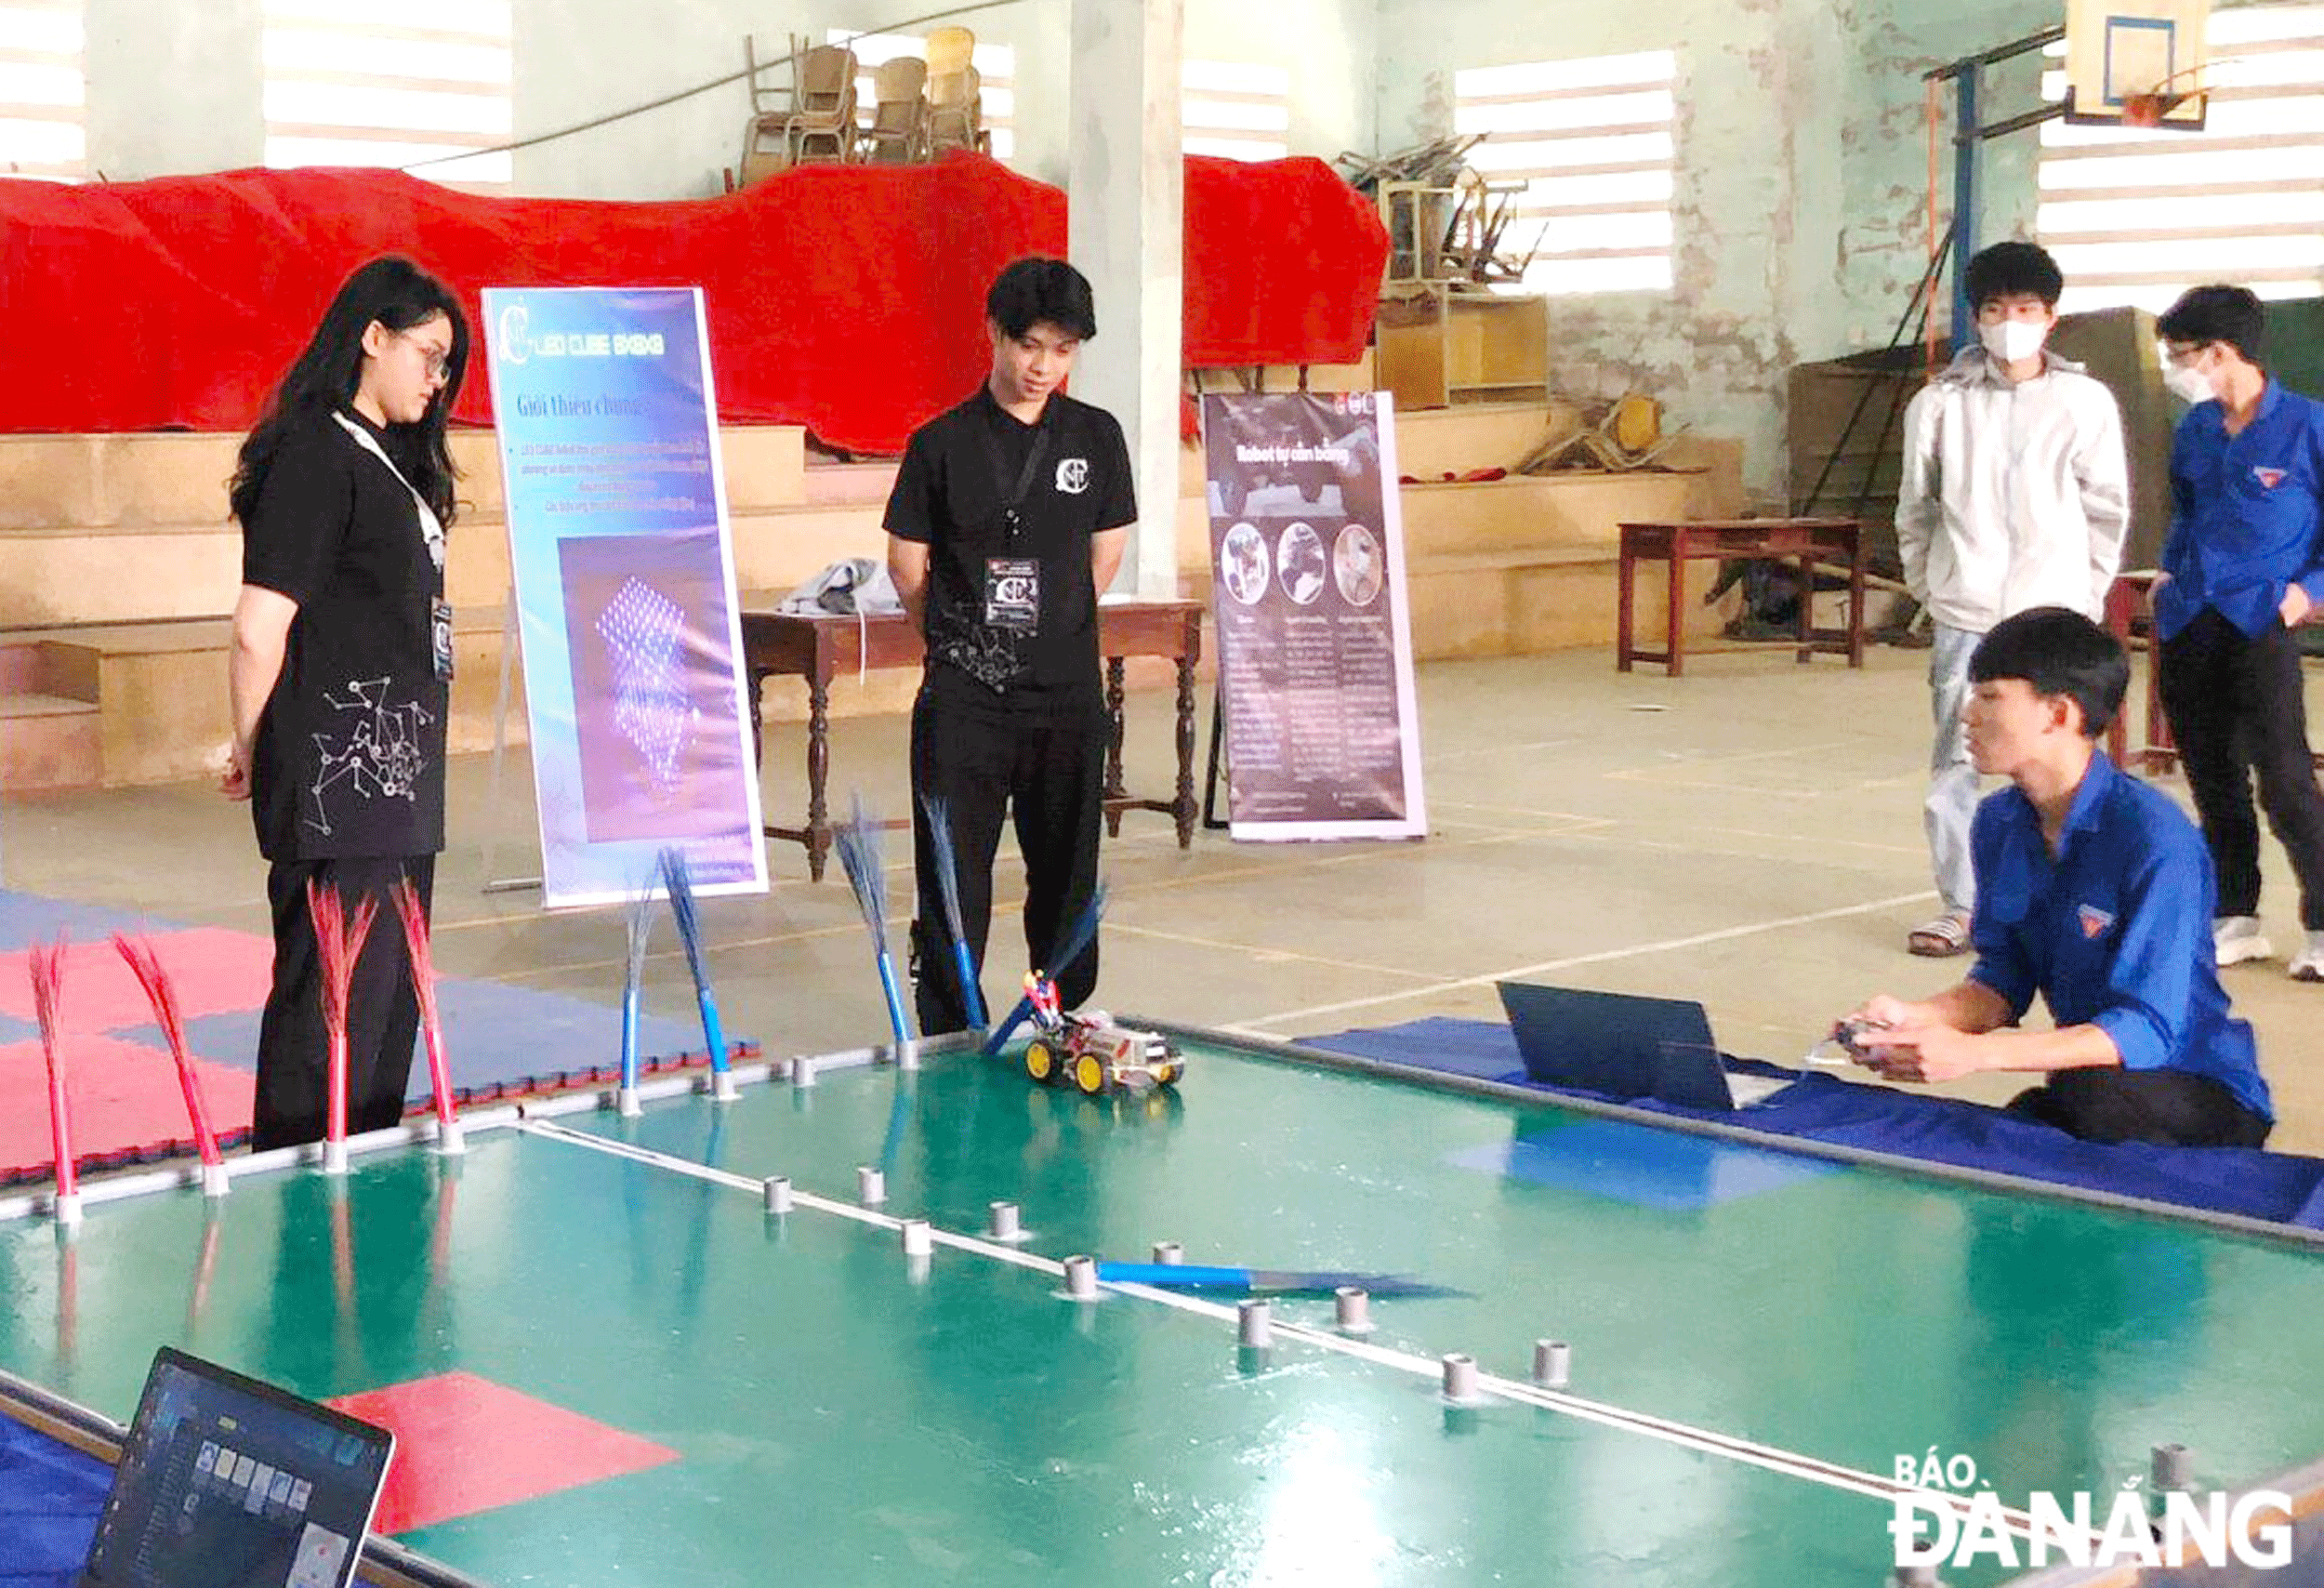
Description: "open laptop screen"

(80, 1347), (392, 1588)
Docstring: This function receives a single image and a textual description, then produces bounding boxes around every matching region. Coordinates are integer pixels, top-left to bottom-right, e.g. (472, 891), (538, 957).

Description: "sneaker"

(2291, 933), (2324, 983)
(2214, 916), (2275, 967)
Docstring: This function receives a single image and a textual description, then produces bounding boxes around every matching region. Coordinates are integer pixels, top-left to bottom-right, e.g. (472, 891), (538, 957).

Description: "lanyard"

(984, 403), (1053, 545)
(332, 411), (446, 570)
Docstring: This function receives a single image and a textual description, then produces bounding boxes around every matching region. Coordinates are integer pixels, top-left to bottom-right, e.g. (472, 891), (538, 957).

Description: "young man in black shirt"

(886, 258), (1138, 1033)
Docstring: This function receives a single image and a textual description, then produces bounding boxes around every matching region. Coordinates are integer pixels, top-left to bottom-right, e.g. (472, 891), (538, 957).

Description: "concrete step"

(0, 425), (811, 533)
(0, 691), (103, 792)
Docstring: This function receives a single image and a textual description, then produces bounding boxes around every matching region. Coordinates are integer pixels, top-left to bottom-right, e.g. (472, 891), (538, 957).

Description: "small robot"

(1019, 973), (1185, 1095)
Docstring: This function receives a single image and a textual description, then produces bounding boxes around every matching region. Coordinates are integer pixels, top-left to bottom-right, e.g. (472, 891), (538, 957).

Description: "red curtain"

(0, 153), (1384, 454)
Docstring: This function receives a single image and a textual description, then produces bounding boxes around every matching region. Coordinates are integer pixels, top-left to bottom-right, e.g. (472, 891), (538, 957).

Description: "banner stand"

(480, 582), (542, 895)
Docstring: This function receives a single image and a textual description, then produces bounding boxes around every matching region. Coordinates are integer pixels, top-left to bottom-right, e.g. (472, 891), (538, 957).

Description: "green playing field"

(6, 1032), (2322, 1585)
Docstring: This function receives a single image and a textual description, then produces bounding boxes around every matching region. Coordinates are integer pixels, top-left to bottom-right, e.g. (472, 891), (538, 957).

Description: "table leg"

(1104, 658), (1128, 838)
(1847, 538), (1868, 668)
(805, 676), (831, 882)
(1173, 655), (1197, 848)
(1616, 541), (1637, 671)
(747, 668), (766, 774)
(1794, 552), (1814, 665)
(1665, 550), (1686, 677)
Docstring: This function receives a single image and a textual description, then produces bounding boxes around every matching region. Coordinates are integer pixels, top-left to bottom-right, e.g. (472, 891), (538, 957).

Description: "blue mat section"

(0, 1012), (34, 1047)
(0, 892), (157, 955)
(183, 979), (704, 1104)
(1447, 1118), (1840, 1210)
(1314, 1017), (2324, 1232)
(0, 1415), (104, 1588)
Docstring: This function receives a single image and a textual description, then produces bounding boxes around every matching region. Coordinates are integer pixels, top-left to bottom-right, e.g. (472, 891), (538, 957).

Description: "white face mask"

(1980, 318), (2050, 364)
(2164, 361), (2215, 406)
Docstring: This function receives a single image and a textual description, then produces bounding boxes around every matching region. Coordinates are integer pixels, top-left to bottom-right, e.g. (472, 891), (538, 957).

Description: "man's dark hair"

(986, 257), (1097, 341)
(2158, 285), (2265, 363)
(1968, 607), (2129, 739)
(1963, 240), (2065, 311)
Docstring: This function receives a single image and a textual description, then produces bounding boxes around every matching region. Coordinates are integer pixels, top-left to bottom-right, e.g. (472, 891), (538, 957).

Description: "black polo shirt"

(241, 405), (450, 862)
(885, 386), (1137, 720)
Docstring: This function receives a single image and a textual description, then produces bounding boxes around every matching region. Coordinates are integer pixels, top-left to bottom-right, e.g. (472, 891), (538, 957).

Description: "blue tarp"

(0, 1414), (103, 1588)
(1308, 1016), (2324, 1233)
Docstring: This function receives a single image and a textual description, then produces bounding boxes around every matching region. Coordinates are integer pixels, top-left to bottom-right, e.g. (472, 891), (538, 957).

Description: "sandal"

(1907, 911), (1973, 958)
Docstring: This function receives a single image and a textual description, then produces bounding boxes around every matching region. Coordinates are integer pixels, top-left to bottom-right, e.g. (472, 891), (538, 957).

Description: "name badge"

(984, 557), (1041, 631)
(430, 597), (456, 682)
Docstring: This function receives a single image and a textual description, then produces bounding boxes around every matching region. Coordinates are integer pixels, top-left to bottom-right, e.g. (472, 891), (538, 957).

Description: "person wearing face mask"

(2150, 285), (2324, 982)
(1894, 241), (2130, 959)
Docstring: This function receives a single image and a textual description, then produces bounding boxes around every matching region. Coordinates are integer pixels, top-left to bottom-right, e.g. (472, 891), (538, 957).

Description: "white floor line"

(513, 1112), (2081, 1544)
(1235, 887), (1937, 1035)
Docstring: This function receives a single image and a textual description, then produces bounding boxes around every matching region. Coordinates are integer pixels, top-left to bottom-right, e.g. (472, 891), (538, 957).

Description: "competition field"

(7, 1030), (2324, 1587)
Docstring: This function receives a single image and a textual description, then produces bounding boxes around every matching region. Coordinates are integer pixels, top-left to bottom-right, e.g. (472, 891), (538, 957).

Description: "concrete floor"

(5, 642), (2319, 1155)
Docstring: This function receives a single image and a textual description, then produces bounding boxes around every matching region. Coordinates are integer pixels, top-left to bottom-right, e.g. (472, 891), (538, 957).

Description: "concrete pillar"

(81, 0), (264, 180)
(1068, 0), (1184, 600)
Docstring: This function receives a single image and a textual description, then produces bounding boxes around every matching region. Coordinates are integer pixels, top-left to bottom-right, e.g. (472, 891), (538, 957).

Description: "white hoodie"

(1895, 344), (2130, 632)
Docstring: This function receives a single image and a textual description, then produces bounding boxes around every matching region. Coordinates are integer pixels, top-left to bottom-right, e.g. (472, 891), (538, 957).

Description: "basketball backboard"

(2063, 0), (2212, 126)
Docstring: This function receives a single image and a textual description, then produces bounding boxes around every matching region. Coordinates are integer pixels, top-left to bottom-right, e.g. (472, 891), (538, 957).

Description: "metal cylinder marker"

(762, 1175), (792, 1215)
(1063, 1254), (1099, 1302)
(2153, 1442), (2192, 1492)
(1238, 1299), (1272, 1348)
(792, 1054), (816, 1088)
(1891, 1567), (1939, 1588)
(901, 1219), (932, 1258)
(1334, 1286), (1371, 1332)
(857, 1166), (885, 1206)
(988, 1200), (1021, 1239)
(1533, 1339), (1571, 1389)
(896, 1038), (920, 1073)
(1441, 1353), (1480, 1404)
(1152, 1240), (1183, 1264)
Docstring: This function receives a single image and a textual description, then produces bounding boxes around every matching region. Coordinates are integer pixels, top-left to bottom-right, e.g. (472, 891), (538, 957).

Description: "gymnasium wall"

(1370, 0), (2067, 504)
(72, 0), (1377, 200)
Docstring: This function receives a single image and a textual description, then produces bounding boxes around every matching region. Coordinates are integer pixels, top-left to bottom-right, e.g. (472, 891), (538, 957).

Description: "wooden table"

(1616, 518), (1867, 675)
(740, 599), (1206, 880)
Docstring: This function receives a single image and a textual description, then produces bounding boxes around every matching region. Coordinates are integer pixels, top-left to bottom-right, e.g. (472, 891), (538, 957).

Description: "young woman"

(222, 255), (469, 1150)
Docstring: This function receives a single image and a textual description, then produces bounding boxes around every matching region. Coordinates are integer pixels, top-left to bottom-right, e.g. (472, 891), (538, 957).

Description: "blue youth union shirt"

(2154, 378), (2324, 641)
(1966, 753), (2271, 1121)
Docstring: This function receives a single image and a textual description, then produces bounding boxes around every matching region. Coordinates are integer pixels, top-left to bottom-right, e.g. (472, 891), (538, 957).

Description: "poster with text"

(1203, 391), (1427, 840)
(483, 286), (767, 907)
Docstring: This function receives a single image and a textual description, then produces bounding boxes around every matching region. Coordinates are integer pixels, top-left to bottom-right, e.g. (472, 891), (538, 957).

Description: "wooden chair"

(859, 57), (929, 164)
(784, 44), (858, 164)
(924, 25), (975, 80)
(738, 33), (798, 174)
(926, 63), (988, 155)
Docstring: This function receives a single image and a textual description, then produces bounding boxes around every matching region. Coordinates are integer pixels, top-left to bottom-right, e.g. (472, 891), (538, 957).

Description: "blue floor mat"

(1310, 1016), (2324, 1233)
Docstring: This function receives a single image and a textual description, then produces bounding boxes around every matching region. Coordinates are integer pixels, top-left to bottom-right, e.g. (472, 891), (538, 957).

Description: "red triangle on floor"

(327, 1371), (679, 1533)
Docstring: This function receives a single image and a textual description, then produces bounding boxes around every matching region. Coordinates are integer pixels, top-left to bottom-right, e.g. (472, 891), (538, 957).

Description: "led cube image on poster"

(482, 284), (766, 906)
(559, 534), (744, 842)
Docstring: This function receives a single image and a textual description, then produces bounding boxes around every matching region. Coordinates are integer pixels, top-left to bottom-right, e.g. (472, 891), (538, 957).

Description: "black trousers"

(252, 855), (433, 1151)
(2007, 1067), (2270, 1149)
(909, 691), (1107, 1036)
(2158, 607), (2324, 929)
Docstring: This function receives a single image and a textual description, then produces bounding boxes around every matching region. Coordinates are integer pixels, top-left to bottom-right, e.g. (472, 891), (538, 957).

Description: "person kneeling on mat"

(1841, 607), (2273, 1148)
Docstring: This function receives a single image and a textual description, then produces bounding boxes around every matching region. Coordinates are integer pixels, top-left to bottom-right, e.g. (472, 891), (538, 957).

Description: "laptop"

(1496, 982), (1795, 1111)
(78, 1347), (393, 1588)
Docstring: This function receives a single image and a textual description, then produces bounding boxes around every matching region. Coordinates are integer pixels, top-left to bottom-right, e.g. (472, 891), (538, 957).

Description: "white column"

(1068, 0), (1184, 600)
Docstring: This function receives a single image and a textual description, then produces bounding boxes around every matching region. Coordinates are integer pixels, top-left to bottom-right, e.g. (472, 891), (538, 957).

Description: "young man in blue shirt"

(2152, 285), (2324, 981)
(1847, 607), (2272, 1149)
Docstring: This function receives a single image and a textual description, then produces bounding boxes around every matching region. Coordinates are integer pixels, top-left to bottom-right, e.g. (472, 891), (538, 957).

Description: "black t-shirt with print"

(241, 406), (450, 862)
(884, 387), (1138, 721)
